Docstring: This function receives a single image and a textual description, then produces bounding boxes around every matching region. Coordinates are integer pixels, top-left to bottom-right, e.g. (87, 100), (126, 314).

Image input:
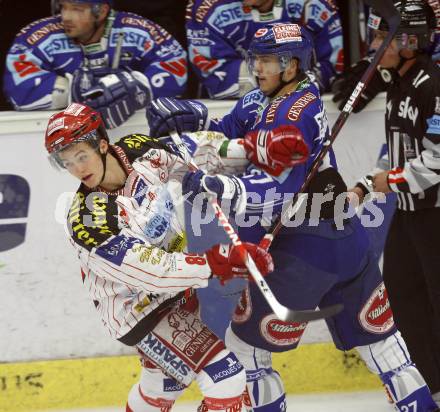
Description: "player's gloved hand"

(159, 133), (199, 158)
(71, 67), (152, 128)
(244, 125), (309, 176)
(331, 56), (390, 113)
(206, 243), (274, 285)
(182, 170), (246, 214)
(146, 97), (208, 137)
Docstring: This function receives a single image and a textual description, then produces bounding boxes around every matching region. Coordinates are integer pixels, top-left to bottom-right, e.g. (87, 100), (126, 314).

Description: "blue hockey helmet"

(247, 23), (313, 76)
(52, 0), (113, 15)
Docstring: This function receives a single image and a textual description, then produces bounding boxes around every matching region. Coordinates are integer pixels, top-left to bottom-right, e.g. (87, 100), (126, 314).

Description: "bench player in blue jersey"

(4, 0), (187, 128)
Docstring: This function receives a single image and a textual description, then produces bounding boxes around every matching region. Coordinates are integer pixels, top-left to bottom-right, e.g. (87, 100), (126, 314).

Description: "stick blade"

(284, 303), (344, 323)
(364, 0), (401, 30)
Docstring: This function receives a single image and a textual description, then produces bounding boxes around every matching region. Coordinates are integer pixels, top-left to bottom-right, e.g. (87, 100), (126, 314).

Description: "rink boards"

(0, 97), (388, 411)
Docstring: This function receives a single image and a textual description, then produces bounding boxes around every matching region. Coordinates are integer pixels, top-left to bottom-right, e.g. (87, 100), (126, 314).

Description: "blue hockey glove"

(71, 67), (152, 129)
(146, 97), (208, 137)
(182, 170), (246, 214)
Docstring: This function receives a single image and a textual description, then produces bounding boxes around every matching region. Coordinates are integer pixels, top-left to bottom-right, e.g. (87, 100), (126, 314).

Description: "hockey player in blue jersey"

(147, 23), (440, 411)
(3, 0), (187, 128)
(185, 0), (344, 99)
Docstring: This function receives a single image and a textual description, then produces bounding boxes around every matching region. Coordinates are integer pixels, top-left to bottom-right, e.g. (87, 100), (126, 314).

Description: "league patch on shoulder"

(260, 314), (307, 346)
(287, 91), (317, 121)
(232, 287), (252, 324)
(358, 282), (394, 334)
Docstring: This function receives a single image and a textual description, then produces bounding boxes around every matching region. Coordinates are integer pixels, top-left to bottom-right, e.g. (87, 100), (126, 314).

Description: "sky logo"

(0, 175), (30, 252)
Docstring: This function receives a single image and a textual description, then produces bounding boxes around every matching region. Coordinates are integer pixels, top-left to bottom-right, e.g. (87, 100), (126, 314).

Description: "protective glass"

(246, 52), (292, 77)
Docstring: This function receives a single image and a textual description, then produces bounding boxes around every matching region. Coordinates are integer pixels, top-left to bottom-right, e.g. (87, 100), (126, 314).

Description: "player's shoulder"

(410, 55), (440, 96)
(115, 133), (172, 164)
(67, 186), (118, 251)
(186, 0), (240, 25)
(13, 15), (64, 47)
(115, 11), (172, 42)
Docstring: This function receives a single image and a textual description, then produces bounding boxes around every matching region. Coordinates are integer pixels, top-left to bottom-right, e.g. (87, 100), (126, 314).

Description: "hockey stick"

(170, 131), (342, 322)
(259, 0), (401, 250)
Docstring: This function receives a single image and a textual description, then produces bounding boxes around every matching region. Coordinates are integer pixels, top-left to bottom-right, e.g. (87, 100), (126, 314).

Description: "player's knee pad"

(356, 332), (438, 411)
(225, 326), (286, 411)
(126, 364), (184, 412)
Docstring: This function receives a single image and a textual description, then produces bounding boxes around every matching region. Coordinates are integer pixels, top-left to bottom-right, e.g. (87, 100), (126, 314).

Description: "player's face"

(243, 0), (275, 13)
(58, 141), (104, 188)
(370, 30), (401, 68)
(252, 54), (281, 95)
(60, 1), (96, 41)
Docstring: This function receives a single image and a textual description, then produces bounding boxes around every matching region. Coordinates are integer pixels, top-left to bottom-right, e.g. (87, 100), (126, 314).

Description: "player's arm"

(4, 40), (69, 110)
(128, 16), (188, 99)
(304, 0), (344, 91)
(186, 5), (247, 99)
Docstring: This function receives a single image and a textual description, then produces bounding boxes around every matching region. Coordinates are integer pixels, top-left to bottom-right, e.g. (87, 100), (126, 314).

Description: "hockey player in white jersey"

(44, 102), (274, 411)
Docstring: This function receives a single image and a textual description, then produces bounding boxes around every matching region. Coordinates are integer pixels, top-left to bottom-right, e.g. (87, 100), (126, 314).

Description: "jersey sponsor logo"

(427, 115), (440, 134)
(358, 282), (394, 334)
(202, 354), (244, 384)
(144, 214), (170, 240)
(95, 235), (142, 266)
(190, 47), (222, 73)
(121, 17), (168, 45)
(398, 96), (419, 126)
(159, 58), (187, 78)
(232, 286), (252, 323)
(195, 0), (222, 22)
(8, 52), (43, 85)
(138, 332), (194, 385)
(207, 3), (249, 31)
(163, 378), (186, 392)
(265, 96), (286, 124)
(157, 41), (186, 58)
(286, 0), (303, 19)
(25, 22), (64, 45)
(242, 90), (266, 109)
(40, 35), (77, 57)
(287, 91), (317, 121)
(110, 30), (154, 52)
(260, 314), (307, 346)
(0, 175), (30, 253)
(308, 2), (330, 28)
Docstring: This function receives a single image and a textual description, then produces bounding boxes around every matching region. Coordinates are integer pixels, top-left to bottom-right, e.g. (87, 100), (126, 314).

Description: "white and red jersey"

(67, 132), (246, 344)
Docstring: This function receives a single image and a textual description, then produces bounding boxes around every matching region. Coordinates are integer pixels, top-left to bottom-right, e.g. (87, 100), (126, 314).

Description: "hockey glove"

(146, 97), (208, 137)
(206, 243), (274, 285)
(331, 56), (390, 113)
(244, 125), (309, 177)
(183, 170), (246, 214)
(71, 67), (152, 129)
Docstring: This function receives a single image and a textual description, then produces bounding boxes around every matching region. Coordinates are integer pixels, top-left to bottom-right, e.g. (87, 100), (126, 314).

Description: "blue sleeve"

(186, 0), (243, 99)
(303, 0), (344, 90)
(208, 89), (268, 138)
(118, 13), (188, 98)
(3, 18), (62, 110)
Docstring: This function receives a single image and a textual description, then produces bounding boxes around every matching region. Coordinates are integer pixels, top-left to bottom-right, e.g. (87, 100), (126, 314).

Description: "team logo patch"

(232, 287), (252, 323)
(272, 24), (302, 44)
(254, 28), (268, 38)
(260, 314), (307, 346)
(358, 282), (394, 334)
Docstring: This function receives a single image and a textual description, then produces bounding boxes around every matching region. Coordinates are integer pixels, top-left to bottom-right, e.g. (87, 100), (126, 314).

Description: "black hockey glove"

(331, 57), (390, 113)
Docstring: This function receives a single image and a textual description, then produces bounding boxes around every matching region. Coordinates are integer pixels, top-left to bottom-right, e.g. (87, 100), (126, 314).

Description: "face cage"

(48, 131), (101, 171)
(246, 52), (295, 77)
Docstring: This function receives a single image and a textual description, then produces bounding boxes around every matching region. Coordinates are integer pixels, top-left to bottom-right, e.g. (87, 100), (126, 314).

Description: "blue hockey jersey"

(209, 79), (334, 240)
(186, 0), (343, 98)
(4, 10), (187, 110)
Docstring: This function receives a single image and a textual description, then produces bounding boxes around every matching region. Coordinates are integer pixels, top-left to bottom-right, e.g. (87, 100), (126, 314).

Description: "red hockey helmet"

(45, 103), (108, 168)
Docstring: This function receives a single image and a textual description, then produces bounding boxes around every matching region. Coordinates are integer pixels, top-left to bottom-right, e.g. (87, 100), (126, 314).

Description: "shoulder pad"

(115, 134), (173, 164)
(68, 189), (118, 251)
(117, 12), (171, 44)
